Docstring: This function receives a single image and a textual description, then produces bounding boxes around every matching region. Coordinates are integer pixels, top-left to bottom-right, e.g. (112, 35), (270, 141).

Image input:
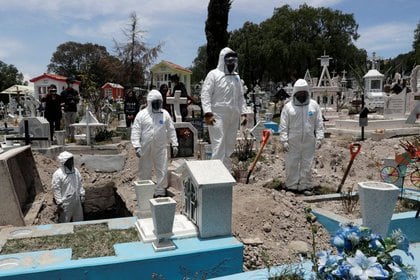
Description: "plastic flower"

(346, 249), (389, 279)
(391, 229), (414, 260)
(315, 223), (417, 280)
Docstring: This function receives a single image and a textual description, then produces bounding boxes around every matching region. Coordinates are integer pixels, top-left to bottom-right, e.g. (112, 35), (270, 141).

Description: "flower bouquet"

(316, 223), (417, 279)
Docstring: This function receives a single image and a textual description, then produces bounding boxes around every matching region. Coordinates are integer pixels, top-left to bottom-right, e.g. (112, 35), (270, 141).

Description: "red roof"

(30, 73), (81, 84)
(161, 60), (192, 74)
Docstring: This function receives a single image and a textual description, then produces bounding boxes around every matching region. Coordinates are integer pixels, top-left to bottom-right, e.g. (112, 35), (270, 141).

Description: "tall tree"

(114, 12), (163, 88)
(190, 45), (208, 84)
(204, 0), (231, 73)
(413, 22), (420, 64)
(0, 61), (24, 91)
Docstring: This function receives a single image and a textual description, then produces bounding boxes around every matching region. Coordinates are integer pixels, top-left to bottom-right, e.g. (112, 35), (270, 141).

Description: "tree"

(48, 41), (120, 90)
(190, 45), (207, 84)
(413, 22), (420, 64)
(204, 0), (231, 73)
(221, 5), (366, 86)
(0, 61), (24, 91)
(114, 12), (162, 88)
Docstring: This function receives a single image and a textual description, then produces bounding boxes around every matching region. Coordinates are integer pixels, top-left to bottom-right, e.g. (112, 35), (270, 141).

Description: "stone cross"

(17, 106), (24, 118)
(167, 90), (187, 122)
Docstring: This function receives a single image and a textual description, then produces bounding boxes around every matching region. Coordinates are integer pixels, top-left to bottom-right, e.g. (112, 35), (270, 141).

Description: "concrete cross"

(17, 106), (24, 118)
(166, 90), (187, 122)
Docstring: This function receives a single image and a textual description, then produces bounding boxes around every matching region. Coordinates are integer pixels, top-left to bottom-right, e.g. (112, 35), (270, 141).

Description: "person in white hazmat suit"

(131, 90), (179, 197)
(279, 79), (324, 194)
(201, 47), (247, 169)
(52, 151), (85, 223)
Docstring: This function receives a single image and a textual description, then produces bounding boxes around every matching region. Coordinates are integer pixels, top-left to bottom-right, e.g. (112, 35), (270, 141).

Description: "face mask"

(151, 100), (162, 113)
(224, 54), (238, 74)
(64, 158), (74, 172)
(295, 92), (308, 104)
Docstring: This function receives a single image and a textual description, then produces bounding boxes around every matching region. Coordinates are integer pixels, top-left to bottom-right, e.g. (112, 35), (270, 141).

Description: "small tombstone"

(17, 117), (50, 148)
(173, 123), (198, 158)
(383, 90), (406, 118)
(182, 160), (236, 238)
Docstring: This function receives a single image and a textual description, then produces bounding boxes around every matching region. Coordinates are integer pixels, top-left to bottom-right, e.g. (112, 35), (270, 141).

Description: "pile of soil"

(30, 134), (413, 269)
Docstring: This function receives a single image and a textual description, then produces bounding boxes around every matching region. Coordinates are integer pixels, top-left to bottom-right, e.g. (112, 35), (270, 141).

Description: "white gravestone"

(383, 91), (406, 118)
(167, 90), (188, 123)
(182, 160), (236, 238)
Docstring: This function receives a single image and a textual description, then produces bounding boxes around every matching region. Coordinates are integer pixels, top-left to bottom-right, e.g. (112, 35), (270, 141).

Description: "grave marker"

(167, 90), (188, 122)
(0, 146), (43, 226)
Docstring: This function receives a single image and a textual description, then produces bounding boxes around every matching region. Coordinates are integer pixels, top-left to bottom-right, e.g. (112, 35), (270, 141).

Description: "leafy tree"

(0, 61), (24, 91)
(227, 5), (366, 86)
(114, 12), (162, 88)
(204, 0), (231, 73)
(413, 22), (420, 64)
(47, 41), (120, 90)
(190, 45), (207, 84)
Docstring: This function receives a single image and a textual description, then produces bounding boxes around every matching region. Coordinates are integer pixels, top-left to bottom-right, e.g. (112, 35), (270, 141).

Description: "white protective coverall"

(201, 47), (247, 169)
(279, 79), (324, 191)
(131, 90), (178, 196)
(52, 151), (85, 222)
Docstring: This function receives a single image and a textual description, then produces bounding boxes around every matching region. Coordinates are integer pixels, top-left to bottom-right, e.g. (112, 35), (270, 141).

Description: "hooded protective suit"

(201, 47), (246, 169)
(131, 90), (178, 196)
(279, 79), (324, 192)
(52, 151), (85, 222)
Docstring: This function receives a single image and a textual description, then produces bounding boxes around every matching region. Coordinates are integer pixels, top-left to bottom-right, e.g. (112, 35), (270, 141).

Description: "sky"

(0, 0), (418, 84)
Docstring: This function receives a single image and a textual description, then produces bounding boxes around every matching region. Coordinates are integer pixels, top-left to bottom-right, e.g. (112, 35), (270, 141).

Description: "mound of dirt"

(31, 134), (409, 269)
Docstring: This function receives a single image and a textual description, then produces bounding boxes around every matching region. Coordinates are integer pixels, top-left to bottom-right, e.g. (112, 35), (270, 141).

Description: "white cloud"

(356, 22), (414, 58)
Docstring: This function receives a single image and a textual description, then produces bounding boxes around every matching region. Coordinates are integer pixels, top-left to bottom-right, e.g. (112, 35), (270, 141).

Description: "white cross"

(166, 90), (188, 122)
(17, 106), (24, 118)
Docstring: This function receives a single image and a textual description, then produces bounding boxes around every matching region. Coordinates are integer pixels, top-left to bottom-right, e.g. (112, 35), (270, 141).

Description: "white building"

(29, 73), (80, 100)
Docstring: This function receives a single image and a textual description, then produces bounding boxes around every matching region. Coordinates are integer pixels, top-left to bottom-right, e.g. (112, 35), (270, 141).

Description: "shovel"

(337, 143), (361, 193)
(246, 129), (271, 184)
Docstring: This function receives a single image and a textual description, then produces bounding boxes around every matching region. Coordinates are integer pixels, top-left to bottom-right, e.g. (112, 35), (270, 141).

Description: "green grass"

(1, 223), (139, 259)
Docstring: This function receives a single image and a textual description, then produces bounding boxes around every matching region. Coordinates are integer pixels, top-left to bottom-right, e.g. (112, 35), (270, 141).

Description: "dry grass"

(1, 223), (139, 259)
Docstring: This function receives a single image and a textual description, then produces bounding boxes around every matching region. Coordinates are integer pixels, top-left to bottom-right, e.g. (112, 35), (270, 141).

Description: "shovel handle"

(350, 143), (361, 160)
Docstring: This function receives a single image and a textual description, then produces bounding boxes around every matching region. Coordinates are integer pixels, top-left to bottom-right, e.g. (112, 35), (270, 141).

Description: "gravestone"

(0, 146), (43, 226)
(173, 123), (198, 158)
(167, 90), (188, 122)
(18, 117), (50, 148)
(184, 116), (203, 139)
(383, 91), (406, 118)
(182, 160), (236, 238)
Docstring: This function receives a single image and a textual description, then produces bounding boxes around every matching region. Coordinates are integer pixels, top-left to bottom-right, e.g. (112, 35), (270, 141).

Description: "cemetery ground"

(6, 133), (420, 271)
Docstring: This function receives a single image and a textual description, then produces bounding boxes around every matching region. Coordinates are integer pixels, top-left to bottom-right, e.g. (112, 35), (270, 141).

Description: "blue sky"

(0, 0), (418, 84)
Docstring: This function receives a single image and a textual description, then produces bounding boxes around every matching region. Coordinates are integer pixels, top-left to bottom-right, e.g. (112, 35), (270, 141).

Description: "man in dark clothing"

(42, 84), (62, 141)
(60, 77), (79, 142)
(124, 90), (139, 127)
